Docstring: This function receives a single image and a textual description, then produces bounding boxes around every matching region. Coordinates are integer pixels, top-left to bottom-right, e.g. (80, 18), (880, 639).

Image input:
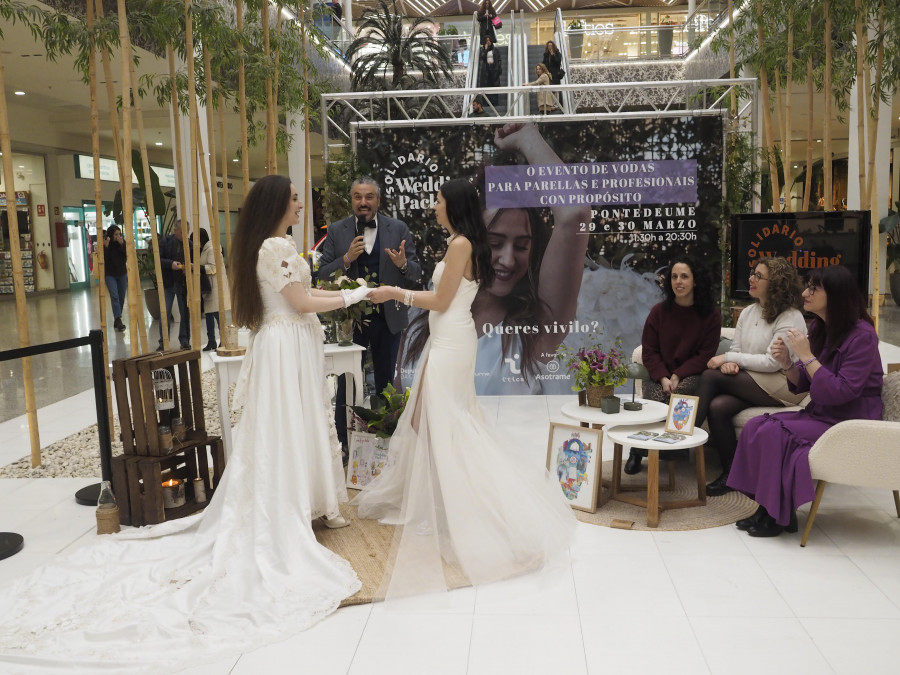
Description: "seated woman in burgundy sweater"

(625, 255), (722, 474)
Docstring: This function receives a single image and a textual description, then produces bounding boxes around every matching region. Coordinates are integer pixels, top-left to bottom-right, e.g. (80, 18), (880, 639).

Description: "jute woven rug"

(574, 459), (758, 531)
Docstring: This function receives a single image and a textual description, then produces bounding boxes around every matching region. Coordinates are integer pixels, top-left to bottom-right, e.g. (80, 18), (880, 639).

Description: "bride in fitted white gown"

(0, 177), (362, 673)
(357, 179), (575, 600)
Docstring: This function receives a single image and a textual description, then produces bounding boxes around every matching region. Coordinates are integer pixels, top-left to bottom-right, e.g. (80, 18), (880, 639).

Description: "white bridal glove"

(342, 286), (371, 307)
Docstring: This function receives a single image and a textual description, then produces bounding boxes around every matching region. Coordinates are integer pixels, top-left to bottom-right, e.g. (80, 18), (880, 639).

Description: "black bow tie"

(364, 222), (376, 229)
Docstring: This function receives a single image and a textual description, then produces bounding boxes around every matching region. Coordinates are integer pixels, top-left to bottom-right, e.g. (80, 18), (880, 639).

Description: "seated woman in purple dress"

(625, 255), (721, 474)
(728, 265), (883, 537)
(694, 257), (808, 496)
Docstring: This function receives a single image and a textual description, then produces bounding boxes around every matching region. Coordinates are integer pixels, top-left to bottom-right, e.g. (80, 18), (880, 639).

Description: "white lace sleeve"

(258, 236), (304, 293)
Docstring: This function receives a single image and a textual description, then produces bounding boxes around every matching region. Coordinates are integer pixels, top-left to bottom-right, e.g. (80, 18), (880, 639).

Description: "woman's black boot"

(746, 510), (791, 538)
(736, 505), (766, 531)
(706, 472), (732, 497)
(624, 449), (643, 475)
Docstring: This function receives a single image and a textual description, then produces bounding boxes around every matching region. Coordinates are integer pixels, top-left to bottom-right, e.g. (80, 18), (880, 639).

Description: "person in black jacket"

(103, 225), (128, 332)
(479, 37), (502, 105)
(477, 0), (497, 46)
(157, 219), (191, 350)
(542, 41), (563, 85)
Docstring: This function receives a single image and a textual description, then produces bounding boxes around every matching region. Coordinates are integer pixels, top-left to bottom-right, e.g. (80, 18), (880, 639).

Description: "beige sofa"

(631, 327), (808, 437)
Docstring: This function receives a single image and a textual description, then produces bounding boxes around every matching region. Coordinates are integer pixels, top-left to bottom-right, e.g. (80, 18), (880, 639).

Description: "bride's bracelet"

(402, 289), (416, 307)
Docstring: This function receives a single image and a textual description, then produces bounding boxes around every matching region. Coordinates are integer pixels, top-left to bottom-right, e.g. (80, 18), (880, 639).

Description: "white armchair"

(800, 368), (900, 546)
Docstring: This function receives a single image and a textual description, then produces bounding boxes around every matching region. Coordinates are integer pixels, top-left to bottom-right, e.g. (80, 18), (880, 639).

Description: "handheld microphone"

(356, 215), (367, 237)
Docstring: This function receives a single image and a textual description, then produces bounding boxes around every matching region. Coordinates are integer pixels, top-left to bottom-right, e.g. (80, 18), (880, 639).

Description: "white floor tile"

(369, 586), (476, 615)
(347, 613), (471, 675)
(468, 614), (587, 675)
(232, 603), (371, 674)
(663, 553), (793, 618)
(802, 618), (900, 675)
(691, 617), (831, 675)
(755, 555), (900, 619)
(847, 555), (900, 610)
(573, 555), (685, 618)
(582, 616), (708, 675)
(474, 565), (577, 616)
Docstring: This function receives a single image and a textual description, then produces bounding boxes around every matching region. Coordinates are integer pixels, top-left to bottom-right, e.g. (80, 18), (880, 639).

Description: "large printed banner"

(356, 117), (724, 394)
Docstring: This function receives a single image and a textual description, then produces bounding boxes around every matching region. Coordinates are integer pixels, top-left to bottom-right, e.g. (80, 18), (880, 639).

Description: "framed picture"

(665, 394), (700, 434)
(346, 430), (391, 489)
(546, 422), (603, 513)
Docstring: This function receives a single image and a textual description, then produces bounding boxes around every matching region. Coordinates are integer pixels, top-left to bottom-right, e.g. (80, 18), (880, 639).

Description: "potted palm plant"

(567, 19), (584, 59)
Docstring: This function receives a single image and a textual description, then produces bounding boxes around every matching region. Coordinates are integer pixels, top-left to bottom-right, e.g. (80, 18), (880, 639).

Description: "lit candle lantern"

(161, 478), (186, 509)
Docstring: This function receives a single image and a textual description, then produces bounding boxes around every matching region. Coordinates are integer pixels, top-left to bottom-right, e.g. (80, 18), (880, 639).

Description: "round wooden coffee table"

(605, 422), (709, 528)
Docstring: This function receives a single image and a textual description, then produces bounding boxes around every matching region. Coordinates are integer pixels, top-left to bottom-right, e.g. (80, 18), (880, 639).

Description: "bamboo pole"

(217, 101), (231, 323)
(728, 0), (736, 121)
(782, 11), (793, 213)
(866, 1), (885, 331)
(854, 0), (866, 210)
(270, 5), (283, 176)
(302, 4), (312, 249)
(117, 0), (150, 355)
(128, 54), (161, 354)
(94, 0), (131, 349)
(262, 3), (275, 173)
(185, 0), (203, 351)
(236, 0), (250, 197)
(773, 71), (786, 209)
(0, 51), (41, 466)
(86, 0), (115, 434)
(823, 0), (833, 210)
(203, 47), (219, 246)
(756, 3), (780, 208)
(803, 24), (814, 212)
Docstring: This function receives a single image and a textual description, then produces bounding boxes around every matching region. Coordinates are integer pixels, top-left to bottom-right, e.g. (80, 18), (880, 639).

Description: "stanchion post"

(75, 329), (114, 505)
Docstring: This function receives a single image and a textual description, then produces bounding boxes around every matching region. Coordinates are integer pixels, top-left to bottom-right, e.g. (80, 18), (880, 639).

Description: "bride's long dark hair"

(438, 179), (494, 287)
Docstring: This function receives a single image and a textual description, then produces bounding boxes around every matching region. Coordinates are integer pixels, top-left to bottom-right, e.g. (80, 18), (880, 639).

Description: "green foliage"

(344, 0), (453, 91)
(438, 25), (459, 36)
(350, 383), (410, 438)
(322, 150), (365, 230)
(567, 19), (584, 30)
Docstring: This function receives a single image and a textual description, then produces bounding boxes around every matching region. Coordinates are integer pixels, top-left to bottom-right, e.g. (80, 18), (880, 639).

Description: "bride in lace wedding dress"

(0, 176), (367, 673)
(358, 179), (576, 600)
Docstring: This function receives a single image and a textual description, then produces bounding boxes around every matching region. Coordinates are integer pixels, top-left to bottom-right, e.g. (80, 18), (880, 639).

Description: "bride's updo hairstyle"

(438, 178), (495, 288)
(231, 174), (293, 329)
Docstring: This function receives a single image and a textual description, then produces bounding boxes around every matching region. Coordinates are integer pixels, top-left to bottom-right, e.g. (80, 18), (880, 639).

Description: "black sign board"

(730, 211), (871, 300)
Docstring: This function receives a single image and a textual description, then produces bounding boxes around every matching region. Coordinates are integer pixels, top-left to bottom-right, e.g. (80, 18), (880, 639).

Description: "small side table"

(560, 398), (668, 431)
(606, 422), (709, 528)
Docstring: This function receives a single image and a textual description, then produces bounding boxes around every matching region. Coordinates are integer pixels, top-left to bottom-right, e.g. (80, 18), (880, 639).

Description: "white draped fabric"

(355, 261), (576, 600)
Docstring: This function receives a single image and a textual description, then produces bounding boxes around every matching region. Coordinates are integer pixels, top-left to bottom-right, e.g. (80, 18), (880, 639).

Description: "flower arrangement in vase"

(556, 335), (629, 412)
(317, 269), (374, 345)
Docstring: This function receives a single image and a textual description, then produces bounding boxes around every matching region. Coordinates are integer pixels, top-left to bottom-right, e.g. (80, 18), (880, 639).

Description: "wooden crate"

(112, 349), (206, 456)
(112, 437), (226, 527)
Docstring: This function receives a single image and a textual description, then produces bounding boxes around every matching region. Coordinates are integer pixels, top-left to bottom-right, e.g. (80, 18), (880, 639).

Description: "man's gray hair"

(351, 176), (381, 198)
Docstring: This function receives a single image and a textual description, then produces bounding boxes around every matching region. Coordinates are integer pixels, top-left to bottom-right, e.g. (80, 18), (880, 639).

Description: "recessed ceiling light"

(154, 142), (163, 146)
(816, 139), (822, 142)
(232, 158), (239, 162)
(14, 91), (25, 96)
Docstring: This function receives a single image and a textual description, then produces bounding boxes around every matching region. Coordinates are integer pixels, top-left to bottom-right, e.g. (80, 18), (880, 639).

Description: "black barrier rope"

(0, 329), (114, 558)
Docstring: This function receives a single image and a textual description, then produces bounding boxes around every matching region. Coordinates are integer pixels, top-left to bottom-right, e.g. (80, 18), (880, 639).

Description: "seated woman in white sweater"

(695, 257), (807, 496)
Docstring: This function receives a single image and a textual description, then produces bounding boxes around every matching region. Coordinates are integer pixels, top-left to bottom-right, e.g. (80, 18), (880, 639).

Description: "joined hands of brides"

(341, 286), (372, 307)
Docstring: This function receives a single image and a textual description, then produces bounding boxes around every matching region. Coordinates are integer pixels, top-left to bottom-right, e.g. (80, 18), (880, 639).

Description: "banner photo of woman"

(355, 116), (724, 395)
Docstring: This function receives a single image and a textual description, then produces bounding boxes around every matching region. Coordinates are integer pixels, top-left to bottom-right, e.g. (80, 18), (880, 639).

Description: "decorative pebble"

(0, 371), (242, 479)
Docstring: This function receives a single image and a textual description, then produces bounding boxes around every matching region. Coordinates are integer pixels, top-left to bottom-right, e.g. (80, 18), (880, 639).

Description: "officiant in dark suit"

(318, 177), (421, 453)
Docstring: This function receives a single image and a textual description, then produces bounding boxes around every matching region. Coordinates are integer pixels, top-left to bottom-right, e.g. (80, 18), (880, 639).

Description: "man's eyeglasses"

(750, 271), (768, 282)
